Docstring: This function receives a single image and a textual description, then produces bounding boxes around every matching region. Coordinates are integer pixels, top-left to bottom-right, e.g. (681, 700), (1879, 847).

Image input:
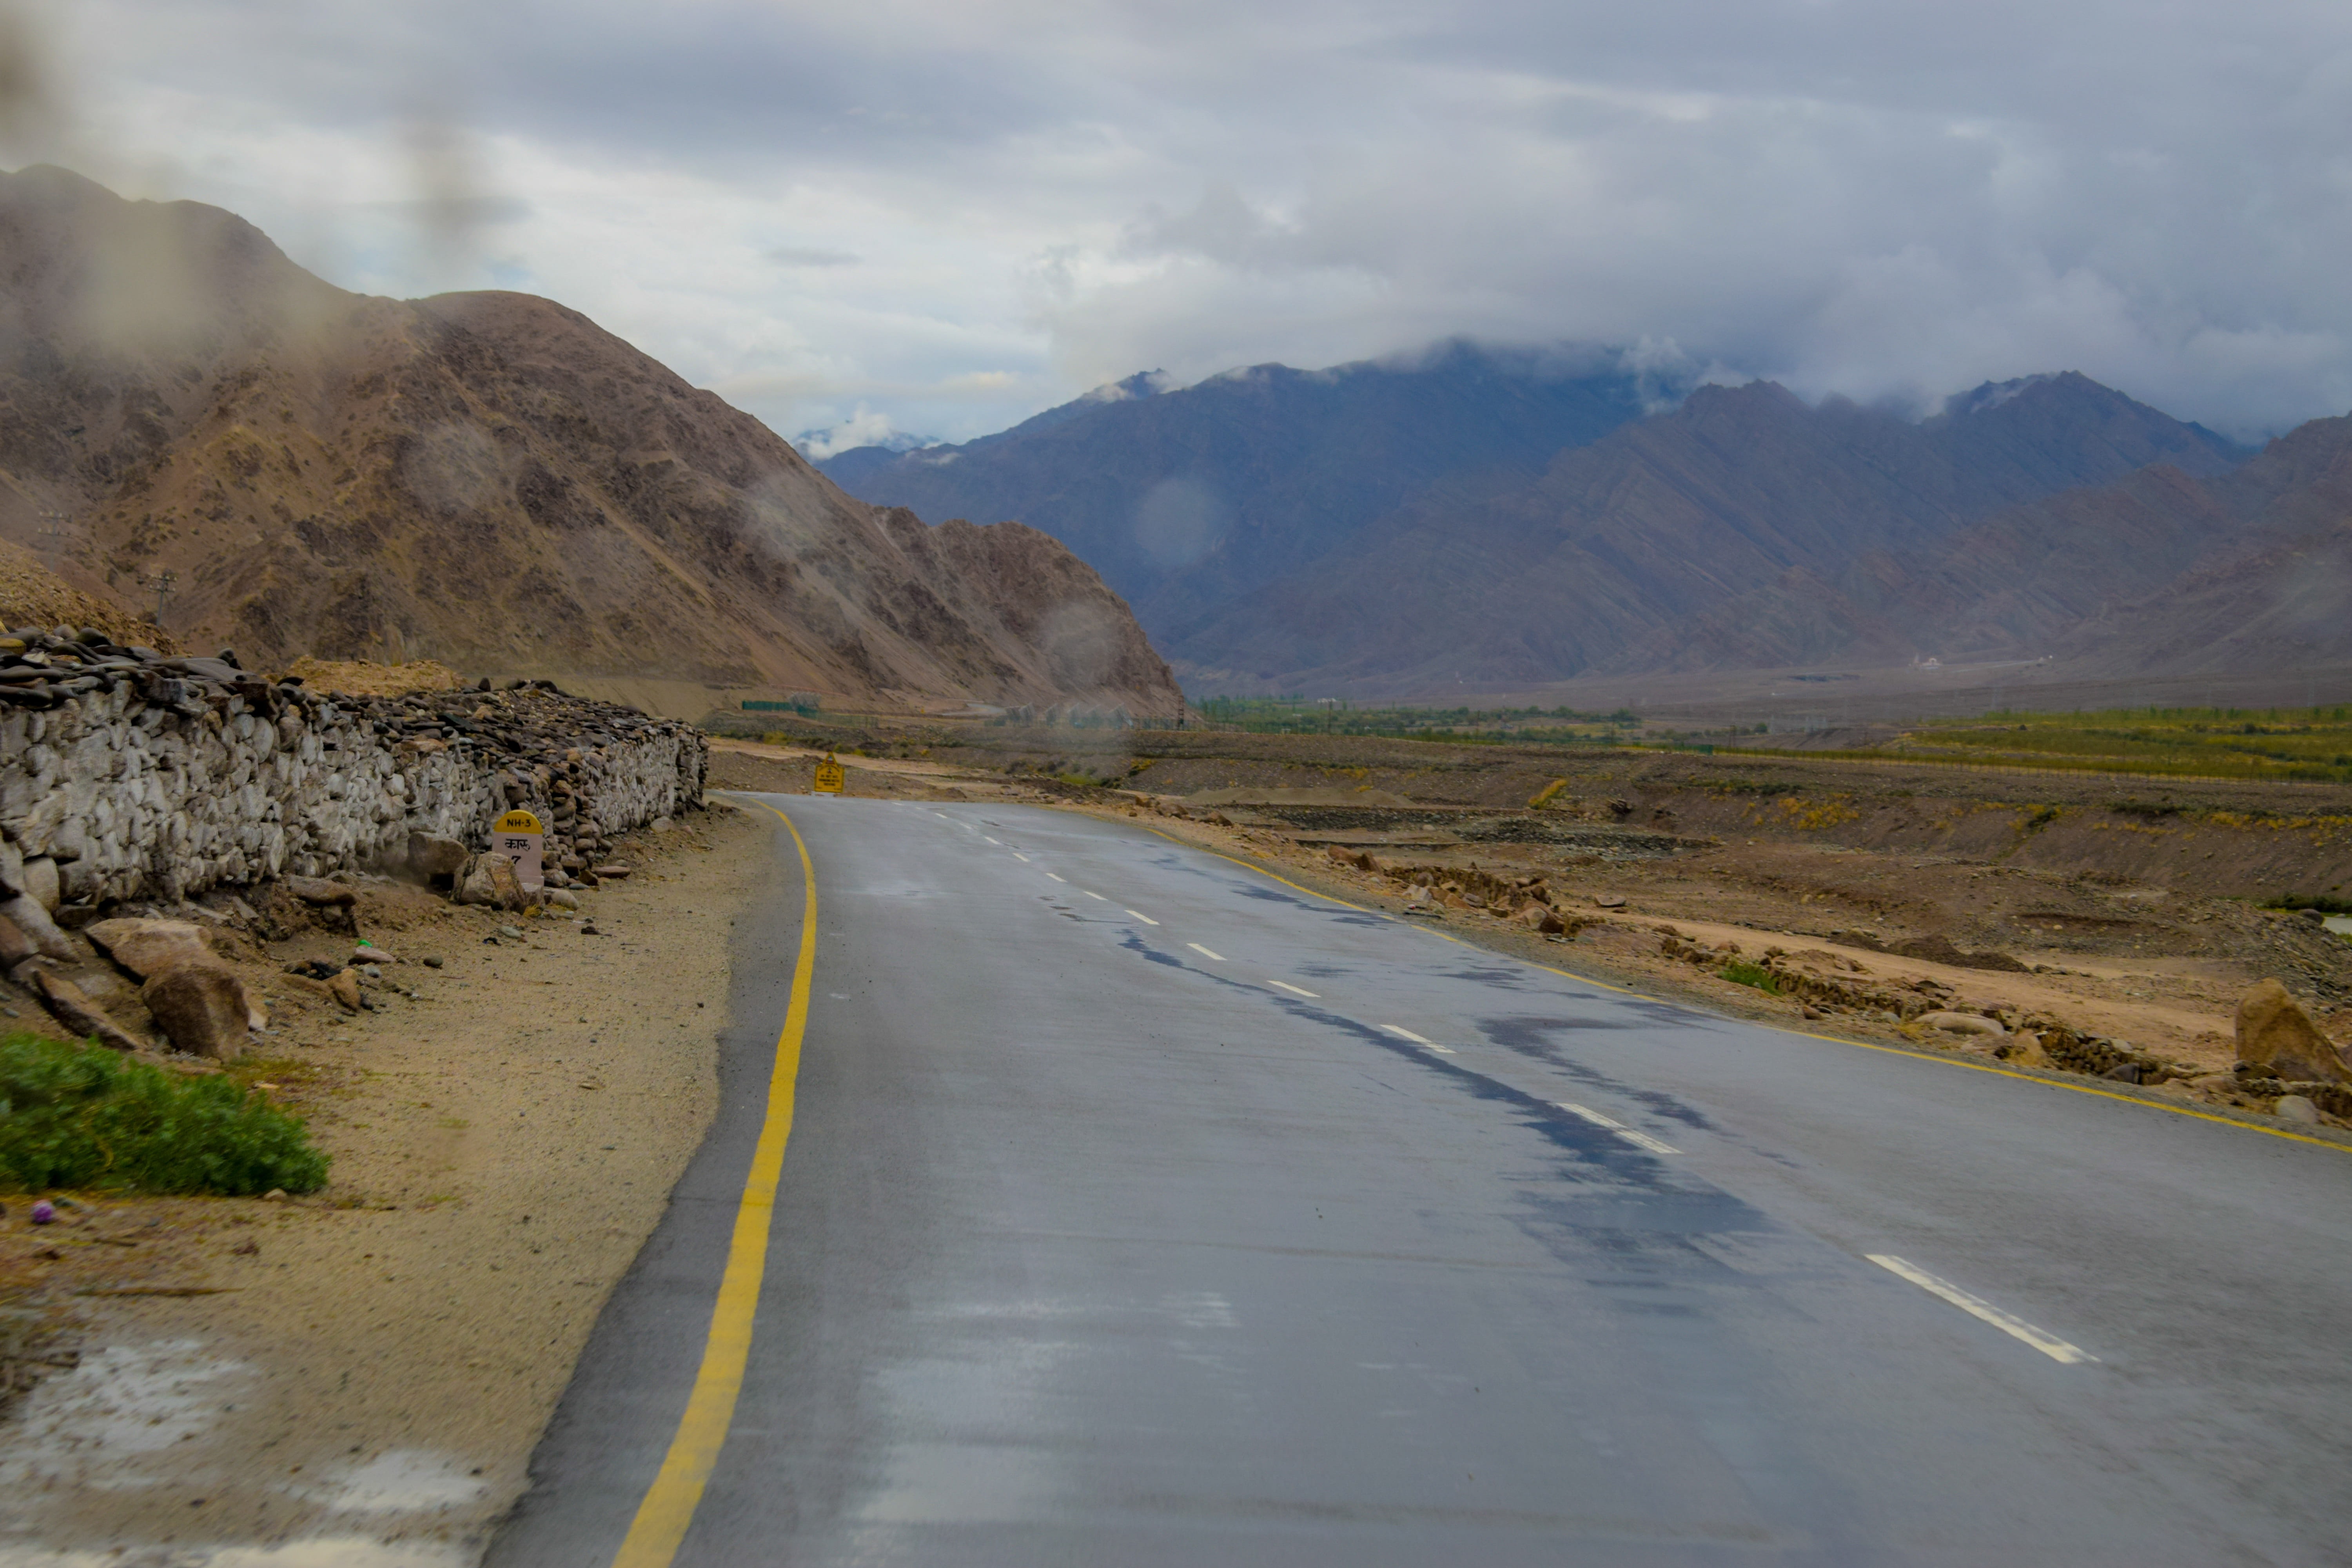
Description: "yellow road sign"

(813, 754), (846, 794)
(496, 808), (545, 835)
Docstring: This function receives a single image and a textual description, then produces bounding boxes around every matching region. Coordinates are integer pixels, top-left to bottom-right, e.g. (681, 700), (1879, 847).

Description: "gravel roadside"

(0, 802), (775, 1566)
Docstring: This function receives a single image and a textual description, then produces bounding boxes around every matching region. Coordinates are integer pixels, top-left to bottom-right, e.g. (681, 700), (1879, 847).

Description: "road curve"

(488, 796), (2352, 1566)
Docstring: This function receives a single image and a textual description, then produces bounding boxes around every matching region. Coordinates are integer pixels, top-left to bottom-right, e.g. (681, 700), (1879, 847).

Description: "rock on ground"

(456, 854), (528, 911)
(407, 833), (469, 882)
(2, 893), (76, 960)
(31, 969), (144, 1051)
(1918, 1010), (2008, 1036)
(2234, 979), (2349, 1083)
(284, 877), (358, 909)
(83, 918), (218, 979)
(140, 964), (256, 1058)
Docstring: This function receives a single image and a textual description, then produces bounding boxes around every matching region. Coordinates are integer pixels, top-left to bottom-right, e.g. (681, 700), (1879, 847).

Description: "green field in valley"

(1871, 706), (2352, 784)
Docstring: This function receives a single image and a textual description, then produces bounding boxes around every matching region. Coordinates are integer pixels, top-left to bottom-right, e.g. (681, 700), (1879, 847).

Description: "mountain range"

(819, 354), (2309, 695)
(0, 165), (1180, 716)
(817, 344), (1659, 641)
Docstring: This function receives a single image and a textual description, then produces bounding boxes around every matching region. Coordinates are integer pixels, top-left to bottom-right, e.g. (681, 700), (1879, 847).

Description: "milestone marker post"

(493, 808), (545, 894)
(813, 753), (846, 795)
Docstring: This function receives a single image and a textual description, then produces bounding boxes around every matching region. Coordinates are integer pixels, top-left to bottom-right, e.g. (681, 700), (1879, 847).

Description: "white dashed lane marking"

(1083, 891), (1108, 901)
(1268, 980), (1320, 998)
(984, 836), (1002, 846)
(1381, 1025), (1455, 1054)
(1124, 909), (1159, 925)
(1553, 1102), (1680, 1154)
(1046, 873), (1067, 882)
(1187, 943), (1226, 961)
(1013, 853), (1029, 862)
(1613, 1128), (1681, 1155)
(1868, 1256), (2097, 1364)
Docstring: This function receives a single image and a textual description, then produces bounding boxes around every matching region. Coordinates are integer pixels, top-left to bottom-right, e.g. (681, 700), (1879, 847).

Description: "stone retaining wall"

(0, 627), (705, 911)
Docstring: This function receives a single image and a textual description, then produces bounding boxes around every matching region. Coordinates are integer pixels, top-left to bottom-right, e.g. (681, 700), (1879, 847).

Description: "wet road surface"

(490, 797), (2352, 1566)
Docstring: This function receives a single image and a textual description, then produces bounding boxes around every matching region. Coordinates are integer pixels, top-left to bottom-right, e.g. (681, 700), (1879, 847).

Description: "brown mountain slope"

(1632, 409), (2352, 676)
(0, 537), (175, 648)
(0, 165), (1178, 713)
(1171, 376), (2247, 691)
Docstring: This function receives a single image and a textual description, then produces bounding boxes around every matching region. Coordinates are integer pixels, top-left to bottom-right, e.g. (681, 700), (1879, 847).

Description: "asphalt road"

(490, 796), (2352, 1566)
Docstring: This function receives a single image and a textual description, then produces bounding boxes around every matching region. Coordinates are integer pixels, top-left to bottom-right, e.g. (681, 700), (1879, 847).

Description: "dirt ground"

(0, 802), (773, 1566)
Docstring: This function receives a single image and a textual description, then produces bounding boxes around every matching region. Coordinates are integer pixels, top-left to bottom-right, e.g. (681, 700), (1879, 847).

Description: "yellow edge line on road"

(1146, 827), (2349, 1156)
(612, 800), (818, 1568)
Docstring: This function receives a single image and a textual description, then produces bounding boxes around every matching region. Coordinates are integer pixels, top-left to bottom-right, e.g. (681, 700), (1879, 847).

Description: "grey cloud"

(770, 246), (862, 268)
(58, 0), (2352, 440)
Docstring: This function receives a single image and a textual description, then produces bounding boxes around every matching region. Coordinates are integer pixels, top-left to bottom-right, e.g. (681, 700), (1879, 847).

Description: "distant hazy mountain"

(814, 342), (1660, 637)
(1165, 371), (2254, 691)
(793, 424), (940, 463)
(1874, 408), (2352, 678)
(820, 341), (2259, 694)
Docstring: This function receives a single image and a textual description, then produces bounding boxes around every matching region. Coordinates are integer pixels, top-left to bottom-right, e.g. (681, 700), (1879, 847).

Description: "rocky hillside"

(819, 335), (2254, 695)
(1158, 373), (2251, 690)
(814, 341), (1657, 638)
(1561, 403), (2352, 681)
(0, 165), (1180, 716)
(0, 539), (174, 651)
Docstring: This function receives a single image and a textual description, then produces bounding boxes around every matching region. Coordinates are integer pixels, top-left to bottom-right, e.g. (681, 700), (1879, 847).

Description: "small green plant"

(0, 1033), (329, 1195)
(1720, 960), (1784, 995)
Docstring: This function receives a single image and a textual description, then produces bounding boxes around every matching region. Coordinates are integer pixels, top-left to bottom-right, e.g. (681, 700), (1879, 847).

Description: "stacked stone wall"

(0, 629), (704, 911)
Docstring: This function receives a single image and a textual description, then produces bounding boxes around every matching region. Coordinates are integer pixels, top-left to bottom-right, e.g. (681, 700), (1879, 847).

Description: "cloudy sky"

(13, 0), (2351, 446)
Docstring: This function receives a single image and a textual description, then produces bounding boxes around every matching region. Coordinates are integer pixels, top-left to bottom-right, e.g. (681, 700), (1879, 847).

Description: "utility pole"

(148, 570), (177, 627)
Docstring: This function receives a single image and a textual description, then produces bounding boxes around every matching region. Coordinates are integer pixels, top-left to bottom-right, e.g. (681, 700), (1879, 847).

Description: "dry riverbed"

(0, 802), (773, 1566)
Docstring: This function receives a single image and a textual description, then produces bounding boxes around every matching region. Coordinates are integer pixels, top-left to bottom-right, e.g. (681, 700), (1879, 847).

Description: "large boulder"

(0, 912), (36, 969)
(407, 832), (469, 883)
(0, 893), (78, 960)
(85, 918), (217, 979)
(1919, 1010), (2008, 1037)
(0, 841), (48, 909)
(455, 853), (527, 910)
(283, 875), (357, 908)
(31, 970), (145, 1052)
(142, 965), (258, 1059)
(2234, 979), (2350, 1082)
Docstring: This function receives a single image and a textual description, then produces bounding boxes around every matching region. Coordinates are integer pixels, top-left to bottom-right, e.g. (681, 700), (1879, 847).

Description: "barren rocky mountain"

(1587, 403), (2352, 681)
(815, 341), (1657, 639)
(0, 165), (1179, 715)
(1153, 372), (2251, 691)
(820, 339), (2256, 695)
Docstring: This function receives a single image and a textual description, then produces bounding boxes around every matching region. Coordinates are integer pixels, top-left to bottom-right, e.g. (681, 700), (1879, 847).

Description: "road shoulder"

(0, 803), (777, 1565)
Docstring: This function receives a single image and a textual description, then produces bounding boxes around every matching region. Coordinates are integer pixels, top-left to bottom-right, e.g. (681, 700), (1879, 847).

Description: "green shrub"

(2269, 894), (2352, 915)
(0, 1034), (328, 1195)
(1720, 960), (1784, 995)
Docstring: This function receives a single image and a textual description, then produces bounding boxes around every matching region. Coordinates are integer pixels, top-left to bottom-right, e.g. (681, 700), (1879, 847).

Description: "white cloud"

(17, 0), (2352, 441)
(795, 406), (914, 459)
